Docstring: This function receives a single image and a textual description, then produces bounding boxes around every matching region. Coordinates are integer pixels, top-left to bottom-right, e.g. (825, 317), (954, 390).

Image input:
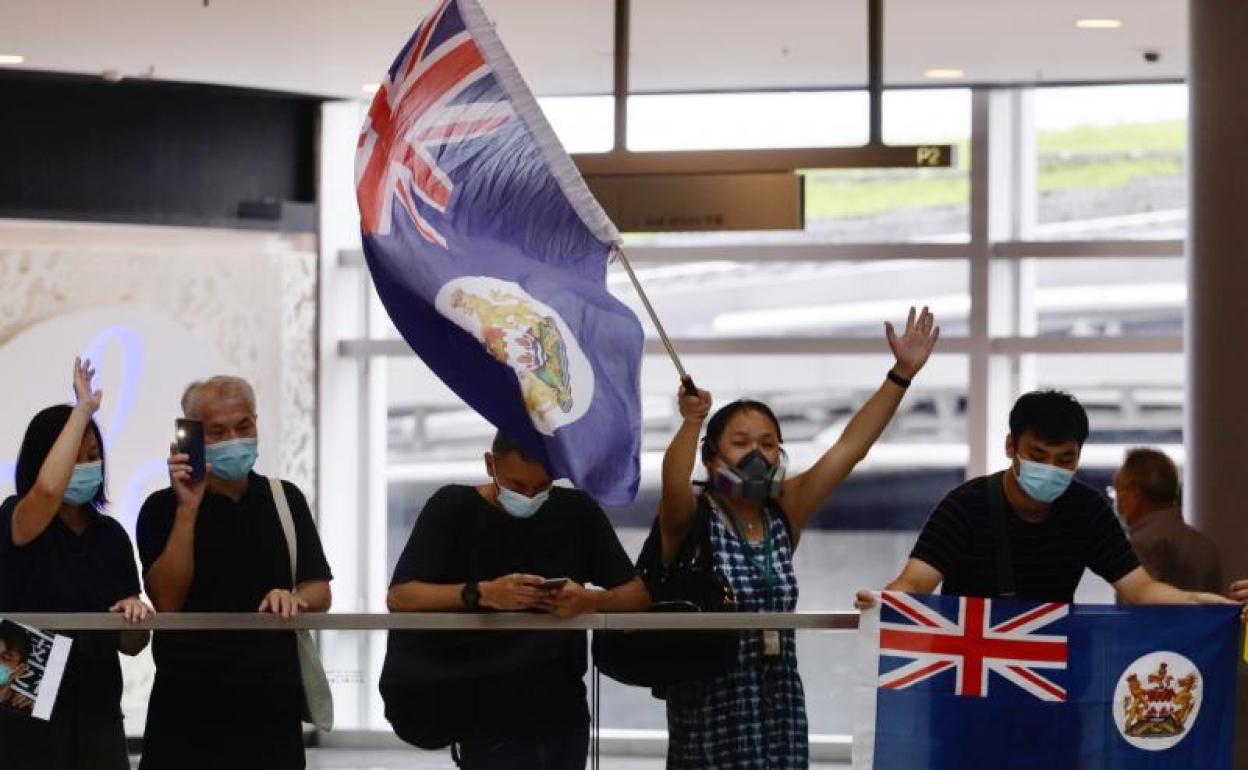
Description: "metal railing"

(5, 611), (860, 632)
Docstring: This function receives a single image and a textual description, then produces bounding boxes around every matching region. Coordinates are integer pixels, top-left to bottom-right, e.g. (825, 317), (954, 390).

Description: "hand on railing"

(854, 590), (877, 610)
(259, 588), (309, 619)
(109, 596), (154, 624)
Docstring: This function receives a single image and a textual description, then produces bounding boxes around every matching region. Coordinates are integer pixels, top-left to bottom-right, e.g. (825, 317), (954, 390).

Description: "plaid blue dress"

(665, 499), (809, 769)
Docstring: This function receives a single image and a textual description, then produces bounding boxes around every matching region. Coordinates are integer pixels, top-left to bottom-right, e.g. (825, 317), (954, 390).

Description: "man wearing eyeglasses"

(1109, 448), (1223, 596)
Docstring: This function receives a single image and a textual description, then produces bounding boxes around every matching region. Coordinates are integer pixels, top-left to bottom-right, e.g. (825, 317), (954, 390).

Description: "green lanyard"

(715, 496), (776, 610)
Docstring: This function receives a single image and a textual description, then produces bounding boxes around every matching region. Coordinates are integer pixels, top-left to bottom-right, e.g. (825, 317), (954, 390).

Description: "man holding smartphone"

(136, 376), (333, 770)
(385, 432), (648, 770)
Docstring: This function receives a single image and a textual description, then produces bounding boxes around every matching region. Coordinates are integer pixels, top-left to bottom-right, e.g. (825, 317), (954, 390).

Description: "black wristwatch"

(887, 368), (912, 388)
(461, 581), (482, 611)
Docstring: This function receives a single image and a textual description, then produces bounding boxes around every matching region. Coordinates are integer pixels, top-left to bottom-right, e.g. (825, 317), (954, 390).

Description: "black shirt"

(910, 474), (1140, 603)
(389, 484), (636, 731)
(0, 496), (140, 720)
(135, 474), (332, 690)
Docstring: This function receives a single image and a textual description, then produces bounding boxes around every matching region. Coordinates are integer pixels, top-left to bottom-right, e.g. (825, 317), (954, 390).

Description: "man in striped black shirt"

(857, 391), (1235, 609)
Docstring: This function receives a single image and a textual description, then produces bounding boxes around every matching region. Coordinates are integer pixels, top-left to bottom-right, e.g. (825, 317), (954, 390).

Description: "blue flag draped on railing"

(853, 592), (1240, 769)
(355, 0), (643, 505)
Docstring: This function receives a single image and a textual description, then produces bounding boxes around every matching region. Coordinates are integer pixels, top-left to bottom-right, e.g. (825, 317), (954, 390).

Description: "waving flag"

(853, 593), (1239, 769)
(356, 0), (643, 505)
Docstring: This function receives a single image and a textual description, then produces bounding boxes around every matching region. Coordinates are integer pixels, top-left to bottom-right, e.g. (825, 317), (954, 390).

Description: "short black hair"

(0, 621), (30, 663)
(15, 405), (107, 513)
(1009, 390), (1089, 447)
(701, 400), (784, 464)
(1120, 448), (1180, 507)
(490, 431), (542, 466)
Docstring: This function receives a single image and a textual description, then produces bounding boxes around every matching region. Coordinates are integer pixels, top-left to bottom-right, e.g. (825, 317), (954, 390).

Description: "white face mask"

(495, 481), (550, 519)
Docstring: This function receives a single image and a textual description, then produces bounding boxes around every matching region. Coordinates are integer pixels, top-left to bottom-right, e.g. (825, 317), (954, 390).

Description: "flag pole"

(612, 246), (698, 394)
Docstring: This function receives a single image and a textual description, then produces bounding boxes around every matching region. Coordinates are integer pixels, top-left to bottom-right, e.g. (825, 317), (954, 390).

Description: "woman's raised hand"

(72, 356), (102, 414)
(885, 306), (940, 379)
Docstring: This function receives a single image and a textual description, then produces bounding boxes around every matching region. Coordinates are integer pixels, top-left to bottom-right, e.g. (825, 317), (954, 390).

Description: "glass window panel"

(608, 259), (970, 339)
(538, 95), (615, 154)
(1033, 84), (1187, 240)
(628, 91), (871, 152)
(1029, 258), (1184, 337)
(1029, 353), (1183, 448)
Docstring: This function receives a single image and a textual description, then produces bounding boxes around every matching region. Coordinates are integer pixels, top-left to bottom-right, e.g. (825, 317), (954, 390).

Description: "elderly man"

(137, 376), (333, 770)
(1111, 448), (1222, 595)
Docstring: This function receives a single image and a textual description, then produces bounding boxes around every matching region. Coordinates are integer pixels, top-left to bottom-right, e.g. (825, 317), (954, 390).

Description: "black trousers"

(138, 676), (305, 770)
(0, 706), (129, 770)
(454, 725), (590, 770)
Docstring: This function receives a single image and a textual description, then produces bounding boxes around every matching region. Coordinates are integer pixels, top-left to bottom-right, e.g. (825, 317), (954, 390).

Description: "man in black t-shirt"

(857, 391), (1234, 608)
(137, 376), (333, 770)
(386, 432), (648, 770)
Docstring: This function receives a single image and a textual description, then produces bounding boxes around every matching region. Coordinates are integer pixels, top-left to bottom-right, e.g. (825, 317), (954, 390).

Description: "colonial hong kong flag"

(355, 0), (643, 505)
(852, 592), (1239, 769)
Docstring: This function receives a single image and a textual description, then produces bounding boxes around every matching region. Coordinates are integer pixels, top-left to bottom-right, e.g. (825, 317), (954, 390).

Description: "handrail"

(4, 611), (861, 632)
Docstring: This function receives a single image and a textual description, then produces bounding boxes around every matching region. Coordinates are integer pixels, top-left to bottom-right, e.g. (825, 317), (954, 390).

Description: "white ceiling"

(0, 0), (1186, 99)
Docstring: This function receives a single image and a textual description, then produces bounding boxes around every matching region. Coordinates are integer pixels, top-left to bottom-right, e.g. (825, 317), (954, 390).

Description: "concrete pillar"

(1186, 2), (1248, 767)
(1187, 3), (1248, 584)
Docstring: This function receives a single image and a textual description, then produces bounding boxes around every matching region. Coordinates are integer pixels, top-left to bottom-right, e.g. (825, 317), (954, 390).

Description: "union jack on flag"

(878, 591), (1068, 701)
(356, 0), (513, 247)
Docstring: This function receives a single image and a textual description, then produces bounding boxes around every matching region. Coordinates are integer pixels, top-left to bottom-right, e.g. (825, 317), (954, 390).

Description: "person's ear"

(484, 452), (495, 479)
(1005, 434), (1016, 460)
(1124, 485), (1140, 510)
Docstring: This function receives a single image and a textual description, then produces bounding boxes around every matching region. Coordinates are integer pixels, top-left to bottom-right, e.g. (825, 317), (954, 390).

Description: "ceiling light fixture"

(924, 68), (964, 79)
(0, 54), (25, 65)
(1076, 18), (1123, 29)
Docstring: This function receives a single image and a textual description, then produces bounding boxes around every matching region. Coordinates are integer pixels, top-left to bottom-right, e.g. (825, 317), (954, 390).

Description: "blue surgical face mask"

(1015, 458), (1075, 504)
(0, 663), (14, 688)
(63, 461), (103, 506)
(206, 438), (258, 481)
(495, 480), (550, 519)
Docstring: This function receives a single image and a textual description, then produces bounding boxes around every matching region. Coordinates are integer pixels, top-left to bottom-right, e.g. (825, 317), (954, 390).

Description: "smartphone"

(175, 418), (206, 481)
(538, 577), (570, 591)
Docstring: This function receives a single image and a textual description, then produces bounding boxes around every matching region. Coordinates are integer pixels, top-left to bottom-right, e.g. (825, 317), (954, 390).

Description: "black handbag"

(380, 628), (568, 749)
(592, 498), (739, 694)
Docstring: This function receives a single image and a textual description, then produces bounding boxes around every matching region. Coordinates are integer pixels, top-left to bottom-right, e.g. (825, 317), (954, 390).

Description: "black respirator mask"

(711, 449), (787, 500)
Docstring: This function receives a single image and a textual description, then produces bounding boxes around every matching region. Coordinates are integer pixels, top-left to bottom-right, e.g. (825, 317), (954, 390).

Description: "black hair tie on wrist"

(887, 369), (912, 388)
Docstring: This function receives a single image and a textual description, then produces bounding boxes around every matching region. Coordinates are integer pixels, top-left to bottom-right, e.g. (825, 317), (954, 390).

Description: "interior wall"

(0, 218), (318, 732)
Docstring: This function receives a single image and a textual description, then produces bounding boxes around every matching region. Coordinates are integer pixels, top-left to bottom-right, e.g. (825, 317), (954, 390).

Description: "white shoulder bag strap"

(268, 476), (334, 731)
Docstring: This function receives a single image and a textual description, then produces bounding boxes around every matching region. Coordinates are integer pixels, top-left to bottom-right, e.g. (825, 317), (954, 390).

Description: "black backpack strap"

(986, 471), (1016, 599)
(637, 494), (714, 579)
